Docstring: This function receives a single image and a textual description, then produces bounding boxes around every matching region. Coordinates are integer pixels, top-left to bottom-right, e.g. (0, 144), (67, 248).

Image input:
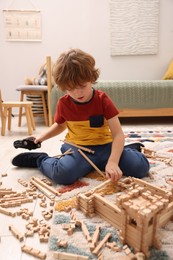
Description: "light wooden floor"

(0, 115), (173, 260)
(0, 115), (66, 260)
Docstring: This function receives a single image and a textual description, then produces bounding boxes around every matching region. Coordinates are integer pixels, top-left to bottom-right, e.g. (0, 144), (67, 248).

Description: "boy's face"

(66, 82), (93, 103)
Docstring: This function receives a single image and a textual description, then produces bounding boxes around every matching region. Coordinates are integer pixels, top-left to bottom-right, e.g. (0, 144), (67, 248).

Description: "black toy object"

(13, 137), (41, 150)
(124, 142), (145, 152)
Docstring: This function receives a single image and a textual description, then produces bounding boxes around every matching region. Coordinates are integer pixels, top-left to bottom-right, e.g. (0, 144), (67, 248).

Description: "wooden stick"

(80, 220), (92, 242)
(9, 224), (24, 242)
(61, 140), (95, 154)
(0, 207), (16, 217)
(31, 177), (61, 196)
(92, 232), (112, 255)
(83, 179), (112, 198)
(21, 245), (46, 260)
(53, 148), (74, 158)
(53, 251), (89, 260)
(53, 151), (74, 158)
(90, 225), (101, 250)
(78, 149), (105, 178)
(30, 179), (55, 200)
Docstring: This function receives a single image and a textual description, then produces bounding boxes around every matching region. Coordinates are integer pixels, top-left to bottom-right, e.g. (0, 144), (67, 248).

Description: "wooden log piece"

(31, 176), (61, 196)
(92, 232), (112, 255)
(62, 140), (95, 154)
(78, 149), (105, 178)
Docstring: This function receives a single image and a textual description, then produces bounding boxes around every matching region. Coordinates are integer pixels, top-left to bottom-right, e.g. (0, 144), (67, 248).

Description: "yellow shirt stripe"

(65, 119), (113, 145)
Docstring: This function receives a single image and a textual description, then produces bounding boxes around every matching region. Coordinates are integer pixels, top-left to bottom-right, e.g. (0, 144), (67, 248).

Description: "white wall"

(0, 0), (173, 101)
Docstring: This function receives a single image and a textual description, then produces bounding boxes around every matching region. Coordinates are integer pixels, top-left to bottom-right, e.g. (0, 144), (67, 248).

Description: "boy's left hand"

(105, 162), (122, 183)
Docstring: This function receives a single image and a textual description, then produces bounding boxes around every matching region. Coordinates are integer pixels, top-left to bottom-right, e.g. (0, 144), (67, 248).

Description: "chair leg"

(1, 107), (8, 136)
(7, 108), (12, 130)
(28, 105), (36, 130)
(25, 106), (33, 135)
(25, 106), (32, 135)
(18, 92), (24, 127)
(41, 92), (48, 126)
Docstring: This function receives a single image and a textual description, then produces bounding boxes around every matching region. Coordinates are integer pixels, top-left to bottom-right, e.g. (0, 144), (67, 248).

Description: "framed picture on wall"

(3, 9), (41, 42)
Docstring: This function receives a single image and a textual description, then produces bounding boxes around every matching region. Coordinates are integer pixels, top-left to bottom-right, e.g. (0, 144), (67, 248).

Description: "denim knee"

(38, 148), (93, 185)
(37, 157), (77, 185)
(119, 149), (150, 179)
(53, 162), (79, 185)
(127, 155), (150, 178)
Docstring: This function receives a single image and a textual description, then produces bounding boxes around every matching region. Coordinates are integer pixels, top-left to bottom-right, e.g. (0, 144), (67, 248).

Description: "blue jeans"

(37, 143), (150, 185)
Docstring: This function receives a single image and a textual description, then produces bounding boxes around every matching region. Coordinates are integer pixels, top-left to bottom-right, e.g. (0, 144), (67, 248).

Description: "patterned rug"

(47, 128), (173, 260)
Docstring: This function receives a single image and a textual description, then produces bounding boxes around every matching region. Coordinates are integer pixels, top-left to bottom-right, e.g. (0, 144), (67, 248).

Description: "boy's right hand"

(33, 136), (43, 144)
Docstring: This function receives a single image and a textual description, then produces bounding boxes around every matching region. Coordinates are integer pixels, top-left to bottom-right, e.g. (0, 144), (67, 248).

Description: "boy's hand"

(31, 134), (44, 144)
(105, 161), (122, 183)
(33, 136), (42, 144)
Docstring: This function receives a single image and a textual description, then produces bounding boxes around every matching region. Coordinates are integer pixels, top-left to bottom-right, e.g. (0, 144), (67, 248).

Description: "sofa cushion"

(16, 85), (48, 91)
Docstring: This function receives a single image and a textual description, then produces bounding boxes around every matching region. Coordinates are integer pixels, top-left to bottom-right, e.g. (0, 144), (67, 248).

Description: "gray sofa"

(51, 80), (173, 117)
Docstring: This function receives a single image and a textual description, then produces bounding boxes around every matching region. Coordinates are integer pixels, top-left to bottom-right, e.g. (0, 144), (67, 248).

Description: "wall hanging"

(3, 9), (41, 42)
(110, 0), (159, 55)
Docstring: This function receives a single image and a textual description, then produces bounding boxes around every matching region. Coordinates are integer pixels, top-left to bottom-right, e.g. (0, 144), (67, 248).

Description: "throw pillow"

(162, 60), (173, 79)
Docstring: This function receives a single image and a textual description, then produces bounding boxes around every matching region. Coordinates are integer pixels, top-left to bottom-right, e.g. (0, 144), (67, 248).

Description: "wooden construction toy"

(80, 220), (92, 242)
(31, 176), (61, 196)
(57, 239), (68, 248)
(1, 173), (7, 177)
(78, 149), (105, 178)
(97, 253), (104, 260)
(77, 177), (173, 257)
(92, 232), (112, 255)
(40, 201), (47, 208)
(53, 148), (74, 158)
(25, 218), (51, 242)
(0, 206), (16, 217)
(31, 176), (61, 199)
(106, 241), (121, 252)
(18, 178), (28, 187)
(61, 139), (95, 154)
(141, 147), (173, 166)
(41, 177), (53, 186)
(9, 224), (24, 242)
(141, 147), (156, 157)
(17, 208), (33, 219)
(89, 225), (101, 251)
(53, 251), (89, 260)
(42, 209), (53, 220)
(39, 226), (50, 242)
(0, 188), (14, 196)
(21, 244), (46, 259)
(0, 189), (33, 208)
(30, 178), (55, 200)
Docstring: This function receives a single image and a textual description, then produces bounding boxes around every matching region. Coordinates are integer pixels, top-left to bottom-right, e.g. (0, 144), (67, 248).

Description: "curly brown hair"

(53, 49), (100, 91)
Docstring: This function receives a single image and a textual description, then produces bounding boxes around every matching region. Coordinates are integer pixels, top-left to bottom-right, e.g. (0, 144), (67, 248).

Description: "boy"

(12, 49), (149, 185)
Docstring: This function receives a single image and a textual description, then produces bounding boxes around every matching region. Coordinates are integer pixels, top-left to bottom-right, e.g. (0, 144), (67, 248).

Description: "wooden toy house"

(76, 177), (173, 257)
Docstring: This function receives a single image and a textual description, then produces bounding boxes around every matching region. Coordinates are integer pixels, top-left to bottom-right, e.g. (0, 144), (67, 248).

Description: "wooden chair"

(17, 56), (53, 127)
(0, 89), (35, 136)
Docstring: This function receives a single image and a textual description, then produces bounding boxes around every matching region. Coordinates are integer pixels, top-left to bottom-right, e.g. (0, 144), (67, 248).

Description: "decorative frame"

(3, 9), (41, 42)
(110, 0), (159, 56)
